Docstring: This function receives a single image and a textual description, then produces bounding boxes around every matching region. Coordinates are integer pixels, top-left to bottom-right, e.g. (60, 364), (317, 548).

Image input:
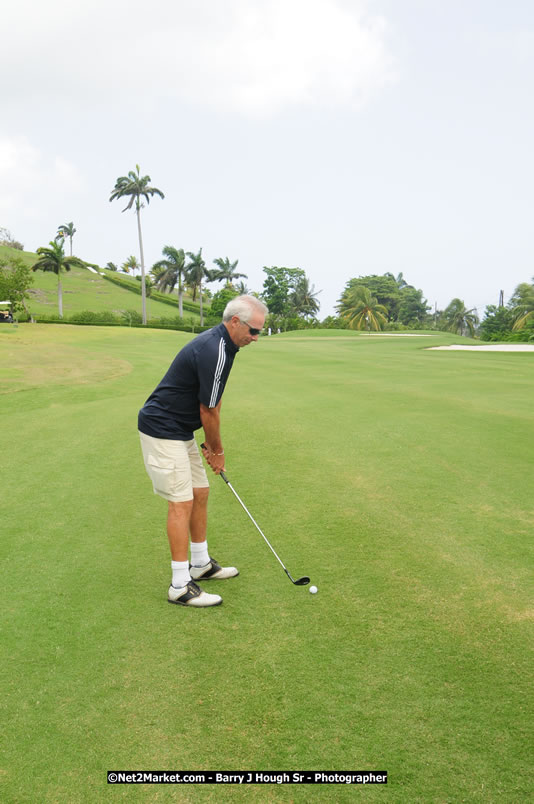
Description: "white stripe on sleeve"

(209, 338), (226, 407)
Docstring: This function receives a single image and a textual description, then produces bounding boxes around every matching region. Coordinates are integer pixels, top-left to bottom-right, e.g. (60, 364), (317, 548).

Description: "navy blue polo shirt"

(138, 323), (239, 440)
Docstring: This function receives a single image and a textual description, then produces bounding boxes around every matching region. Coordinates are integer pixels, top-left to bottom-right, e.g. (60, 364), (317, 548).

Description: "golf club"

(201, 444), (310, 586)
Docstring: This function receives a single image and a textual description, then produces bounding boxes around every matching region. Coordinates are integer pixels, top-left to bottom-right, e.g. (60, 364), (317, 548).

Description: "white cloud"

(0, 136), (84, 222)
(180, 0), (395, 116)
(0, 138), (40, 219)
(2, 0), (395, 118)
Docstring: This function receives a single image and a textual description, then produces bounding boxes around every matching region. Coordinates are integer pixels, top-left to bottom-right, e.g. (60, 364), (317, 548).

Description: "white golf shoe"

(168, 580), (222, 607)
(190, 557), (239, 581)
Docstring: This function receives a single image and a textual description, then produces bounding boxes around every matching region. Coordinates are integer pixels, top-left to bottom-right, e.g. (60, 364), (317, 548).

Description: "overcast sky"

(2, 0), (533, 318)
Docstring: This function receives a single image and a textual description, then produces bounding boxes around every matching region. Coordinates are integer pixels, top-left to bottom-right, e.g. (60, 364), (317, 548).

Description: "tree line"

(334, 272), (534, 340)
(335, 274), (480, 335)
(3, 237), (533, 341)
(2, 161), (533, 339)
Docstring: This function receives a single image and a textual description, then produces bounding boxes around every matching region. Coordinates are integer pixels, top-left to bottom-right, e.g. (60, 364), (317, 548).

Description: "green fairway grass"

(1, 325), (532, 803)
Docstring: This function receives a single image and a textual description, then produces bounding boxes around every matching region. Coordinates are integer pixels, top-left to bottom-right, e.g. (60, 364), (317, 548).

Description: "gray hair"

(223, 294), (268, 322)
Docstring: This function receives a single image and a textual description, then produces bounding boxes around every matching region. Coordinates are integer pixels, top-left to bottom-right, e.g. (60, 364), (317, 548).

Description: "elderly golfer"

(138, 295), (268, 608)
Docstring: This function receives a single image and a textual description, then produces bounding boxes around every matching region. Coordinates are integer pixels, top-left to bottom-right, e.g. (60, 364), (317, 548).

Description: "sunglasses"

(239, 319), (262, 336)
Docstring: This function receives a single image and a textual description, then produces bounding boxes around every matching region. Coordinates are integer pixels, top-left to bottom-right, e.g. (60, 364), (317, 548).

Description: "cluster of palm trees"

(337, 274), (479, 336)
(150, 248), (247, 325)
(337, 283), (480, 335)
(336, 273), (431, 332)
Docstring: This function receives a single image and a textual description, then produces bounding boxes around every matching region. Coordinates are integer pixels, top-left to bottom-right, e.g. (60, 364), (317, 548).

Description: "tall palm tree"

(290, 276), (321, 319)
(152, 246), (186, 317)
(56, 222), (77, 256)
(186, 248), (208, 325)
(32, 239), (84, 318)
(109, 165), (164, 324)
(444, 298), (479, 336)
(211, 257), (247, 287)
(121, 256), (140, 274)
(337, 286), (387, 332)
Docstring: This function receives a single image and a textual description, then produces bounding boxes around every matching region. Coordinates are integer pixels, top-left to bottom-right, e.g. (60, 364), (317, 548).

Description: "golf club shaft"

(219, 471), (289, 575)
(200, 443), (307, 584)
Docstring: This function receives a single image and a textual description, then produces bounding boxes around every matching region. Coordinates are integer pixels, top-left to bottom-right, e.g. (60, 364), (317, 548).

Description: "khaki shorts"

(139, 432), (209, 502)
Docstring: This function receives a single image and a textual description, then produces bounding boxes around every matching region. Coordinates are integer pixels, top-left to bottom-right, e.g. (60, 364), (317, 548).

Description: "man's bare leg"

(167, 500), (193, 562)
(166, 495), (222, 606)
(190, 487), (209, 544)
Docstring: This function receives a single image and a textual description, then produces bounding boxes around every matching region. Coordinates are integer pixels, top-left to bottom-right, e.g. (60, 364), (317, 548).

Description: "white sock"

(190, 541), (210, 567)
(171, 560), (191, 589)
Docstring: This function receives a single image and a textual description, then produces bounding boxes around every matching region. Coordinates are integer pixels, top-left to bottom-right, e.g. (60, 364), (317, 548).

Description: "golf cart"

(0, 302), (14, 323)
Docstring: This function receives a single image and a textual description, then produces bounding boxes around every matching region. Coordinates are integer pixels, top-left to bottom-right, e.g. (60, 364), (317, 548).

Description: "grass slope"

(0, 245), (200, 322)
(1, 326), (532, 803)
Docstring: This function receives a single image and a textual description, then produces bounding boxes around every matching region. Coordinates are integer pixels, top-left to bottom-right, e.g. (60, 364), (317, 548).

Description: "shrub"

(120, 310), (143, 325)
(20, 309), (214, 333)
(69, 310), (120, 325)
(320, 315), (348, 329)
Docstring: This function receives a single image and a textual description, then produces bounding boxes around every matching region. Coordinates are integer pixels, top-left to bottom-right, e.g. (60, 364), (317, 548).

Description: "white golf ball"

(309, 585), (318, 594)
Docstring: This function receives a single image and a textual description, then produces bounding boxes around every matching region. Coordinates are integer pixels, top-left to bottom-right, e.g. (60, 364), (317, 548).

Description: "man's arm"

(200, 400), (225, 473)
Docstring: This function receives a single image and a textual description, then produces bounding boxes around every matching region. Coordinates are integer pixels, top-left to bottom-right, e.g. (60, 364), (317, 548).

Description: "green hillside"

(0, 244), (38, 267)
(0, 245), (202, 322)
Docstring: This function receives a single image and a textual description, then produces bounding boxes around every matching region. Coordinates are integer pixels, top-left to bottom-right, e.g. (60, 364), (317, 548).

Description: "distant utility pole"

(498, 289), (504, 307)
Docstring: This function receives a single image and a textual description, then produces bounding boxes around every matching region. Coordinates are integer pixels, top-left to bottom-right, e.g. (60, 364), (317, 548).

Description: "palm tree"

(121, 256), (140, 275)
(109, 165), (164, 324)
(511, 280), (534, 330)
(152, 247), (186, 317)
(235, 280), (249, 295)
(337, 286), (387, 332)
(444, 298), (479, 336)
(395, 272), (409, 290)
(186, 248), (208, 325)
(150, 264), (166, 283)
(32, 239), (84, 318)
(290, 276), (321, 319)
(56, 222), (77, 256)
(211, 257), (247, 287)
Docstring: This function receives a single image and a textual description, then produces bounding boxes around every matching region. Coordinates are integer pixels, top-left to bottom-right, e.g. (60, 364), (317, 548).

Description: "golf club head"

(288, 574), (310, 586)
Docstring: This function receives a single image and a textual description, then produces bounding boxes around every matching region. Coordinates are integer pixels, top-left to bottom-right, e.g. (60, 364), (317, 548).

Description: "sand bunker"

(366, 333), (433, 337)
(428, 344), (534, 352)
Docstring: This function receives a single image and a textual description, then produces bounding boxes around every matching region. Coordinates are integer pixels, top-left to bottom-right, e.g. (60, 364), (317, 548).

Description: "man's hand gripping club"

(201, 442), (225, 474)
